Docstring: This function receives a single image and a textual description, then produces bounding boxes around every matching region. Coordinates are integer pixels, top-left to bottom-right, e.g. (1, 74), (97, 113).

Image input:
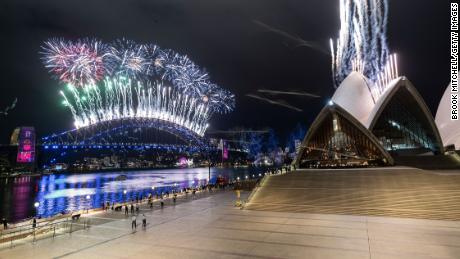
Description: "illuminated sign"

(16, 127), (36, 163)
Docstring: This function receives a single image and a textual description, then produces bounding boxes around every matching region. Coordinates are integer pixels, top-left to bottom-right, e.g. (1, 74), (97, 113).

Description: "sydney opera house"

(294, 72), (459, 169)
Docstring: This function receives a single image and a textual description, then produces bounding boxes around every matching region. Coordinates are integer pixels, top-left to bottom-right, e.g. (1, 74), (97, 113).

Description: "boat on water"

(115, 174), (128, 181)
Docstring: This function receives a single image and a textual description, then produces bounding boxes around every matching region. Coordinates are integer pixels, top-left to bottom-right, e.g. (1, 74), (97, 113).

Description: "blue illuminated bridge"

(41, 119), (210, 153)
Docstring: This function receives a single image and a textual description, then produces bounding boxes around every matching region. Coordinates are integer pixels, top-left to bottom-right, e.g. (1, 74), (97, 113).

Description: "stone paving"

(1, 168), (460, 258)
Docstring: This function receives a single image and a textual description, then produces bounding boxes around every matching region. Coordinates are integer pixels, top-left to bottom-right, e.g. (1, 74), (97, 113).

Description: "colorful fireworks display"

(41, 38), (235, 136)
(330, 0), (399, 99)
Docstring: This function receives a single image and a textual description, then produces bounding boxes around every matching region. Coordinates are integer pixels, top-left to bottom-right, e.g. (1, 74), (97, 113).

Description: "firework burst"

(41, 38), (235, 134)
(41, 38), (111, 86)
(108, 39), (157, 80)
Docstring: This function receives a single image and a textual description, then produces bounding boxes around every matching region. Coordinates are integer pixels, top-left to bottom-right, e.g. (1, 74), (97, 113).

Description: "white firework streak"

(257, 89), (320, 98)
(330, 0), (398, 101)
(60, 77), (211, 136)
(246, 94), (303, 112)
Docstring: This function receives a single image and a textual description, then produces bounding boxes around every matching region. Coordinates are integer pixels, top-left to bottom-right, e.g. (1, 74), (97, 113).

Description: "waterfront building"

(295, 72), (457, 168)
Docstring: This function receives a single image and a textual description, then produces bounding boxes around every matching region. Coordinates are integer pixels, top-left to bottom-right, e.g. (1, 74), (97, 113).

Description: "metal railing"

(0, 216), (91, 249)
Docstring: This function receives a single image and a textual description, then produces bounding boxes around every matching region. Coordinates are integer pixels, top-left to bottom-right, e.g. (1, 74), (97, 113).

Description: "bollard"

(53, 226), (56, 238)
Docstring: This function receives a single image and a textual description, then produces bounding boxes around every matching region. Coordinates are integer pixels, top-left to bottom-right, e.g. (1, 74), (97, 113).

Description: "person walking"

(131, 215), (137, 230)
(136, 204), (139, 214)
(142, 214), (146, 229)
(32, 218), (37, 229)
(130, 204), (134, 214)
(125, 205), (129, 215)
(2, 218), (7, 230)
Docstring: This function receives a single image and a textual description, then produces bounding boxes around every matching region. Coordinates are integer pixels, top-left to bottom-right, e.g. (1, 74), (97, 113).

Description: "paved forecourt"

(1, 186), (460, 259)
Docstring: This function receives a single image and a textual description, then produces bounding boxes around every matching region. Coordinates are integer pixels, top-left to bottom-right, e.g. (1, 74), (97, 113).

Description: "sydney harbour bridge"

(38, 117), (219, 167)
(41, 118), (207, 151)
(37, 38), (237, 167)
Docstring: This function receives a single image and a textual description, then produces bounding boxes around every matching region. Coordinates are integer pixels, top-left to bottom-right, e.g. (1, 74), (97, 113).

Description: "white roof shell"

(435, 84), (460, 149)
(331, 71), (376, 126)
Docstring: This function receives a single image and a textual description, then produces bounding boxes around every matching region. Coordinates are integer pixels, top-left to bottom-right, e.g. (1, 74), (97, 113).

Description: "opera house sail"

(436, 84), (460, 150)
(295, 104), (393, 168)
(367, 77), (444, 155)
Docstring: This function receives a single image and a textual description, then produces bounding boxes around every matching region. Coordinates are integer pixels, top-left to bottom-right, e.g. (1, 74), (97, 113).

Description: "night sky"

(0, 0), (450, 144)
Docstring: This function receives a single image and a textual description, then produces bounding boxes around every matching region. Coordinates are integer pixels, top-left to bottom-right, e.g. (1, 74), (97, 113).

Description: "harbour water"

(0, 167), (261, 222)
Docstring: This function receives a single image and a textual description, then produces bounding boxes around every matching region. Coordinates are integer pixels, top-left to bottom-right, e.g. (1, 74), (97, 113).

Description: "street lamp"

(34, 202), (40, 208)
(123, 189), (127, 194)
(85, 195), (91, 213)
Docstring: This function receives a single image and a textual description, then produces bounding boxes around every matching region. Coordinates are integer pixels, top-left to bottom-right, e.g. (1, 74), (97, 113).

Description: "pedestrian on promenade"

(32, 218), (37, 229)
(2, 218), (7, 230)
(160, 199), (164, 208)
(142, 214), (146, 229)
(130, 204), (134, 214)
(125, 205), (129, 215)
(131, 215), (137, 230)
(106, 201), (110, 211)
(173, 193), (177, 204)
(136, 204), (139, 214)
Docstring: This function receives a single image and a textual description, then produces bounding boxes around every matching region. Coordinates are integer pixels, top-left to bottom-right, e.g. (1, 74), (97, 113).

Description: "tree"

(265, 128), (279, 153)
(286, 123), (307, 152)
(247, 132), (263, 159)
